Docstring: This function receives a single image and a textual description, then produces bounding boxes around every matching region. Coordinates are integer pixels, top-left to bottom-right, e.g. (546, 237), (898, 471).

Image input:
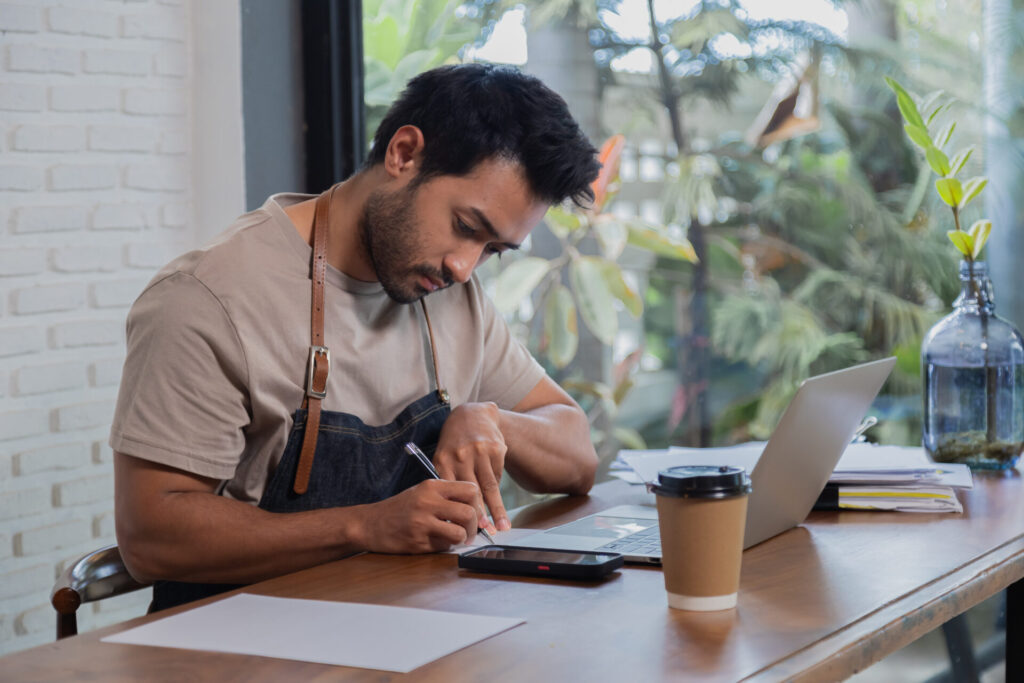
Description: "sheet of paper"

(621, 443), (766, 486)
(102, 593), (524, 673)
(621, 443), (972, 490)
(607, 469), (644, 485)
(833, 444), (973, 488)
(448, 527), (541, 554)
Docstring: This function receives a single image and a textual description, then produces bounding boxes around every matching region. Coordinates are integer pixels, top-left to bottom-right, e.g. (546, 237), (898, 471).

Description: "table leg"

(941, 615), (979, 683)
(1008, 579), (1022, 682)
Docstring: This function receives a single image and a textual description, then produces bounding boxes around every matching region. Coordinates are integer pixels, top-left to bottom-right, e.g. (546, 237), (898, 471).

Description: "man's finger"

(435, 496), (478, 543)
(433, 448), (457, 482)
(476, 467), (507, 532)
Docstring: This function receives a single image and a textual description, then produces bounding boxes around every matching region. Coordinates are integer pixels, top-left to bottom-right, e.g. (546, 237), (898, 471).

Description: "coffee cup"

(652, 465), (752, 611)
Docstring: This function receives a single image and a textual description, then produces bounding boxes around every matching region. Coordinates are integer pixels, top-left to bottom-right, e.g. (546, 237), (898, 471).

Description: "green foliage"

(885, 77), (992, 261)
(363, 0), (482, 145)
(495, 136), (696, 372)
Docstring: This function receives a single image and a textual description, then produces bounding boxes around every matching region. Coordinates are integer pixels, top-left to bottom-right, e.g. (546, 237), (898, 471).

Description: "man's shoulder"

(146, 202), (300, 300)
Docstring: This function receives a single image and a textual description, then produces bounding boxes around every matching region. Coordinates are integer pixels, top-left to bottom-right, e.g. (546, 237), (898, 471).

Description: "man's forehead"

(430, 159), (548, 237)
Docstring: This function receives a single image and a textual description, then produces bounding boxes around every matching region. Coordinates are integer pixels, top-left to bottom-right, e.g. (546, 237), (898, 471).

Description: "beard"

(358, 183), (452, 304)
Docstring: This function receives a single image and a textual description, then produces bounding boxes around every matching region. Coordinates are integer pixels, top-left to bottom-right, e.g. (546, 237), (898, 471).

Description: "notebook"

(504, 357), (897, 563)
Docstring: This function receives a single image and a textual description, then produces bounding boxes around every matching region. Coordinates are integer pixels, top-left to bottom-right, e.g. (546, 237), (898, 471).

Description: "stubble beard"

(358, 184), (449, 304)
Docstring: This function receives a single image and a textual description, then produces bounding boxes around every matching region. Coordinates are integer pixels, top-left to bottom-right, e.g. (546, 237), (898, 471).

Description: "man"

(111, 64), (602, 610)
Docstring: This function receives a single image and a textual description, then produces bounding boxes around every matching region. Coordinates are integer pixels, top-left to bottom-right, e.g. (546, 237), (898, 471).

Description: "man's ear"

(383, 125), (425, 179)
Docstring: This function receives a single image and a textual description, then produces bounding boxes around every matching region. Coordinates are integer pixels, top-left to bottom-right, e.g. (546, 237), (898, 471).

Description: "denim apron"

(149, 189), (451, 612)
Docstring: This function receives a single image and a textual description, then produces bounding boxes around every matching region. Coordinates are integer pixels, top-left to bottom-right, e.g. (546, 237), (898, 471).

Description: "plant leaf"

(968, 220), (992, 259)
(897, 92), (925, 129)
(543, 284), (578, 368)
(544, 205), (582, 239)
(593, 215), (628, 260)
(949, 147), (974, 176)
(884, 76), (912, 100)
(612, 426), (646, 450)
(596, 259), (643, 317)
(569, 256), (618, 345)
(491, 257), (551, 314)
(885, 77), (926, 129)
(935, 177), (963, 207)
(920, 89), (945, 119)
(926, 146), (951, 176)
(959, 177), (988, 209)
(935, 121), (956, 148)
(904, 124), (932, 149)
(625, 220), (698, 262)
(591, 134), (626, 212)
(363, 15), (403, 70)
(947, 230), (974, 258)
(928, 101), (954, 125)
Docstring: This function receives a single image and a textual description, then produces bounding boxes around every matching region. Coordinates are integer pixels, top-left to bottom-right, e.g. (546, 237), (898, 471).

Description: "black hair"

(367, 63), (601, 207)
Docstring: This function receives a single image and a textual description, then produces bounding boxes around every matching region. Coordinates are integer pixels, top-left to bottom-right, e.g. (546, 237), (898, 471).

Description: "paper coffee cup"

(652, 465), (751, 611)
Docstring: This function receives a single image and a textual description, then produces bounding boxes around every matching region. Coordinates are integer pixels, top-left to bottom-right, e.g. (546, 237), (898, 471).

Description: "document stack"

(815, 443), (971, 513)
(612, 443), (972, 514)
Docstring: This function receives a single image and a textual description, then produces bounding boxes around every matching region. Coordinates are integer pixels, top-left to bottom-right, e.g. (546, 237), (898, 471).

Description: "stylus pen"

(404, 442), (497, 545)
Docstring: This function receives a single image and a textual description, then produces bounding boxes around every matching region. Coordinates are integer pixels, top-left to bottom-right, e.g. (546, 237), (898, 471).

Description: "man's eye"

(456, 219), (475, 236)
(485, 245), (504, 259)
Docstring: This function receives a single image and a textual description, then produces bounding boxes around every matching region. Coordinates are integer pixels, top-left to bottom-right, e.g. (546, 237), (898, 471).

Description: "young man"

(111, 64), (602, 610)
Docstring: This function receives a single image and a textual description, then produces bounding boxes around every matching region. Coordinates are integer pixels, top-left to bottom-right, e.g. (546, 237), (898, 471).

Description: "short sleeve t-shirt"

(109, 193), (546, 504)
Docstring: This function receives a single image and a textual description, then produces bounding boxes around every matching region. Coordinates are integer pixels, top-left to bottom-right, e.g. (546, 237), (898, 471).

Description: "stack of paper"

(616, 442), (972, 513)
(821, 444), (971, 512)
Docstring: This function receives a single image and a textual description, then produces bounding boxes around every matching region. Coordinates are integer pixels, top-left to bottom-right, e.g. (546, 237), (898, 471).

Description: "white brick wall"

(0, 0), (201, 655)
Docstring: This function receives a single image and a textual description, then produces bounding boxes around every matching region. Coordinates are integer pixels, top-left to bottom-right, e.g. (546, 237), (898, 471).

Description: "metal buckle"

(305, 345), (330, 399)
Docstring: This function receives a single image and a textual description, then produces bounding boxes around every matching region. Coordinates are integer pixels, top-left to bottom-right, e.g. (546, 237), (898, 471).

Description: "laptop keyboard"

(596, 526), (661, 556)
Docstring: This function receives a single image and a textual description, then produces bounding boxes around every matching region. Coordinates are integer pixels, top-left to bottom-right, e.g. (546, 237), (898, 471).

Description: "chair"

(50, 544), (151, 639)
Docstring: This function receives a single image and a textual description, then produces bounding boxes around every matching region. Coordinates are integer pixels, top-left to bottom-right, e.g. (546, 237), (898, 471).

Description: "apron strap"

(294, 187), (334, 495)
(418, 299), (449, 405)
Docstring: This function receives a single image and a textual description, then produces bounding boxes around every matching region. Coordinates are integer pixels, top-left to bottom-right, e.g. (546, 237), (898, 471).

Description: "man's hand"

(354, 479), (482, 553)
(434, 402), (508, 533)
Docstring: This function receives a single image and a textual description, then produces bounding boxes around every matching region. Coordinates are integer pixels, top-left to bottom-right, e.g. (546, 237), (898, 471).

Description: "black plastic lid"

(651, 465), (752, 499)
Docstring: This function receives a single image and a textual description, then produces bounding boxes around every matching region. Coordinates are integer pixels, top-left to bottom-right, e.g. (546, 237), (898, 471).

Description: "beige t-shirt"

(110, 193), (546, 504)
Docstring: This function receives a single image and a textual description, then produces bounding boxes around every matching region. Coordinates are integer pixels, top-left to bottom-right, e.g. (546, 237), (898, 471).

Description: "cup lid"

(651, 465), (752, 499)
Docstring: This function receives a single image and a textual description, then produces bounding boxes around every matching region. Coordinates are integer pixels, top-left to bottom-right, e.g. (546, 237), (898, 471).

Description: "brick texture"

(0, 0), (196, 656)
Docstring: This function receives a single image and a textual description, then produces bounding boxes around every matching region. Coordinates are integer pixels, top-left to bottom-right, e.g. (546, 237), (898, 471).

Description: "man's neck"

(282, 172), (378, 282)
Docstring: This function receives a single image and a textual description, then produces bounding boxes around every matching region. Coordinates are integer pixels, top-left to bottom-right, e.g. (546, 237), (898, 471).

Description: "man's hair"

(367, 63), (601, 207)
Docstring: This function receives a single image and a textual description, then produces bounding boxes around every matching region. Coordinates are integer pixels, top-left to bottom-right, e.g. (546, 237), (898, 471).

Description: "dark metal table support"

(1007, 578), (1022, 681)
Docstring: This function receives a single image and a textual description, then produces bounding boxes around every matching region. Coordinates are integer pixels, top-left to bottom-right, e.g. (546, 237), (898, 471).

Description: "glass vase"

(922, 261), (1024, 469)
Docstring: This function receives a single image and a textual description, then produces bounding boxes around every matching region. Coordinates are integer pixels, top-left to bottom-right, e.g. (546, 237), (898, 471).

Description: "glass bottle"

(922, 261), (1024, 469)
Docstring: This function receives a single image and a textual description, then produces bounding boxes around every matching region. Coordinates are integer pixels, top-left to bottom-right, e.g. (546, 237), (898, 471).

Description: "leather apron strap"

(293, 187), (334, 494)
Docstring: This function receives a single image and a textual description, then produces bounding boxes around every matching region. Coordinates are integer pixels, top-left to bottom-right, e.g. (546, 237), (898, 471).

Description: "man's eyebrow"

(469, 207), (521, 250)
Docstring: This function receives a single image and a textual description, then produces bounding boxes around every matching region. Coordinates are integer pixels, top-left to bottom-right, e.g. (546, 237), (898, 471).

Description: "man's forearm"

(498, 403), (597, 495)
(117, 488), (368, 584)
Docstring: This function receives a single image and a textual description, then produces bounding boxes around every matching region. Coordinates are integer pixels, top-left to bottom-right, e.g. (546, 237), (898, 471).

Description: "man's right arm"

(114, 452), (482, 584)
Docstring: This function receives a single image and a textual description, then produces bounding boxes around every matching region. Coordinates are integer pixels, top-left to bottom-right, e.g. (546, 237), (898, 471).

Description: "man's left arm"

(499, 376), (597, 495)
(433, 375), (597, 532)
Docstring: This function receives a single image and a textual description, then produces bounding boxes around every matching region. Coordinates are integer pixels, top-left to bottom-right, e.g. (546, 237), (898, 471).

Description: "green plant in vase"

(886, 77), (1024, 469)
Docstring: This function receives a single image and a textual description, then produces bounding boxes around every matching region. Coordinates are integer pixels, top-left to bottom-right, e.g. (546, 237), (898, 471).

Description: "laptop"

(504, 357), (897, 564)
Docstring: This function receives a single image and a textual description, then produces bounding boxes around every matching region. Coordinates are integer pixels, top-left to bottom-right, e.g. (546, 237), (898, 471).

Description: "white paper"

(102, 593), (524, 673)
(620, 444), (765, 486)
(833, 444), (973, 488)
(620, 443), (972, 489)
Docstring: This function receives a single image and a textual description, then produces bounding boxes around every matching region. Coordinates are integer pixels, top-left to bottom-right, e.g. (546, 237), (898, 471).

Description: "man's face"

(359, 158), (548, 303)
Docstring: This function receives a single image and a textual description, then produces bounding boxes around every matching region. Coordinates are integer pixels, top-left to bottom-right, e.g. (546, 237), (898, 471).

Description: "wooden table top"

(6, 471), (1024, 682)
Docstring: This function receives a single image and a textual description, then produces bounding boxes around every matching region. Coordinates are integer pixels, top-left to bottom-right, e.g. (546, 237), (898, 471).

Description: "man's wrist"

(327, 504), (370, 556)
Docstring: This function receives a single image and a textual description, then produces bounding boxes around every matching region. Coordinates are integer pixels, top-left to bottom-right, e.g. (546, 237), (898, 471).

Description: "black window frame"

(301, 0), (366, 192)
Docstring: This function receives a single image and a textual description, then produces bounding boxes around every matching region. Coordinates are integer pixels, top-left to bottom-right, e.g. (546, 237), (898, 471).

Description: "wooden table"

(5, 472), (1024, 682)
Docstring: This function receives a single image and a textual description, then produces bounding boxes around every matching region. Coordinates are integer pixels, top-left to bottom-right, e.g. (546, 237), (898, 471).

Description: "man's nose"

(443, 244), (485, 284)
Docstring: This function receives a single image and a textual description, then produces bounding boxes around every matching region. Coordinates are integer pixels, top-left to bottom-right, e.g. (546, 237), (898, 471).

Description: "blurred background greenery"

(364, 0), (1002, 478)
